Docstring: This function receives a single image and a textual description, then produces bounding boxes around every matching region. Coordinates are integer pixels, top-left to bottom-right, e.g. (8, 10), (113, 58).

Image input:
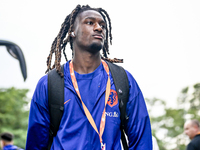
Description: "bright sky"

(0, 0), (200, 107)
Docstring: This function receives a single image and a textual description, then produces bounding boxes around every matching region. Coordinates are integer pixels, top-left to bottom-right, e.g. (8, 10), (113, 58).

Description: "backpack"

(47, 61), (129, 150)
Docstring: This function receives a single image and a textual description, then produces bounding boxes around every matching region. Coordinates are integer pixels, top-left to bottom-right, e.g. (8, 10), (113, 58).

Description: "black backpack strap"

(106, 61), (129, 150)
(47, 65), (64, 150)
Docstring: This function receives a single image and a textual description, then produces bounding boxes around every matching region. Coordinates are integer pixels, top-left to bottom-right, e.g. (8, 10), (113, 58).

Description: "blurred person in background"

(0, 132), (23, 150)
(184, 119), (200, 150)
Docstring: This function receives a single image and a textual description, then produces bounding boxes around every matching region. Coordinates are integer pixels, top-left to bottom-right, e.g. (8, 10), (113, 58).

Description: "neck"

(72, 49), (101, 74)
(3, 141), (13, 147)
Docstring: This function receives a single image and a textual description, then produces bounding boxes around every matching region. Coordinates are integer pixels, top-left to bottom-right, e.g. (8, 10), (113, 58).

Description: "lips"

(93, 34), (104, 40)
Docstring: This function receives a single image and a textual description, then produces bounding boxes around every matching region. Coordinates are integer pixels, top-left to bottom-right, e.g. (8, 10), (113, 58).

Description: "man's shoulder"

(112, 66), (142, 100)
(34, 74), (48, 92)
(3, 144), (23, 150)
(192, 134), (200, 143)
(107, 62), (136, 82)
(187, 135), (200, 150)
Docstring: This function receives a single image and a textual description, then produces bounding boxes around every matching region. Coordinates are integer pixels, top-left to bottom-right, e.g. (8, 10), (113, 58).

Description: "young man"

(0, 132), (23, 150)
(184, 119), (200, 150)
(26, 5), (152, 150)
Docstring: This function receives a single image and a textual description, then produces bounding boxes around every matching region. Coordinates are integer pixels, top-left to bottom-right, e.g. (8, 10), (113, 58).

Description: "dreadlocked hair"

(45, 4), (123, 77)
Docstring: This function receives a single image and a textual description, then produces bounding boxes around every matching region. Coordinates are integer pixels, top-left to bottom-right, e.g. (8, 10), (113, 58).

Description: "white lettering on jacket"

(105, 111), (119, 117)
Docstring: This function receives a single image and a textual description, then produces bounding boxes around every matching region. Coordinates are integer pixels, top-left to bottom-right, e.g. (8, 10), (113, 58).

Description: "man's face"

(73, 10), (106, 53)
(184, 121), (197, 139)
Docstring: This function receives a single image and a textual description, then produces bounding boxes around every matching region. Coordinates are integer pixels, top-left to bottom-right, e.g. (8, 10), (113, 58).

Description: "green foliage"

(0, 87), (30, 149)
(146, 98), (186, 150)
(146, 83), (200, 150)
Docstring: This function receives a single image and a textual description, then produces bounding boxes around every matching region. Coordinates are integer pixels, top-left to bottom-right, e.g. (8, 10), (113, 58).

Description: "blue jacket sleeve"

(26, 75), (50, 149)
(125, 71), (152, 150)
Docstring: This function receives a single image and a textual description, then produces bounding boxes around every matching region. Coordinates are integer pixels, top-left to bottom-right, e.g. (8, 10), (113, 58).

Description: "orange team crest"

(107, 89), (118, 107)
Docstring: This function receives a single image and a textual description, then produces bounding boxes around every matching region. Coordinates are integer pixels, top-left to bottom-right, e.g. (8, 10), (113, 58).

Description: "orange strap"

(69, 60), (110, 144)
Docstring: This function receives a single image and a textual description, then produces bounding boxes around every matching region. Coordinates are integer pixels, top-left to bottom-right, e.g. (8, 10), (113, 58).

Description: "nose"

(94, 23), (102, 32)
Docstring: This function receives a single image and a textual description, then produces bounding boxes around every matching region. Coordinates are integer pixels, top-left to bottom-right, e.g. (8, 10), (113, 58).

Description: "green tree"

(146, 83), (200, 150)
(146, 97), (186, 150)
(177, 83), (200, 121)
(0, 87), (30, 149)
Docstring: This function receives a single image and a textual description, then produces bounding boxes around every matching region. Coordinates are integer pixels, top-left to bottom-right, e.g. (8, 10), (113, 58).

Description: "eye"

(100, 24), (105, 29)
(87, 21), (93, 25)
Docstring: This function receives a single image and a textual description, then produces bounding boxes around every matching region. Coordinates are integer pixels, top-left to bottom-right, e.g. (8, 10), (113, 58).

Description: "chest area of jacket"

(61, 84), (121, 129)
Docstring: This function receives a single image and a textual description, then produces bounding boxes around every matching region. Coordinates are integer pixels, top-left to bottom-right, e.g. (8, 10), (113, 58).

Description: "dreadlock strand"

(60, 16), (70, 44)
(54, 5), (81, 76)
(46, 13), (69, 74)
(99, 8), (123, 63)
(66, 5), (82, 43)
(54, 13), (72, 76)
(98, 10), (109, 57)
(59, 15), (71, 62)
(56, 49), (63, 77)
(55, 38), (64, 76)
(99, 8), (112, 45)
(45, 37), (57, 73)
(102, 45), (108, 58)
(101, 57), (123, 63)
(63, 47), (68, 61)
